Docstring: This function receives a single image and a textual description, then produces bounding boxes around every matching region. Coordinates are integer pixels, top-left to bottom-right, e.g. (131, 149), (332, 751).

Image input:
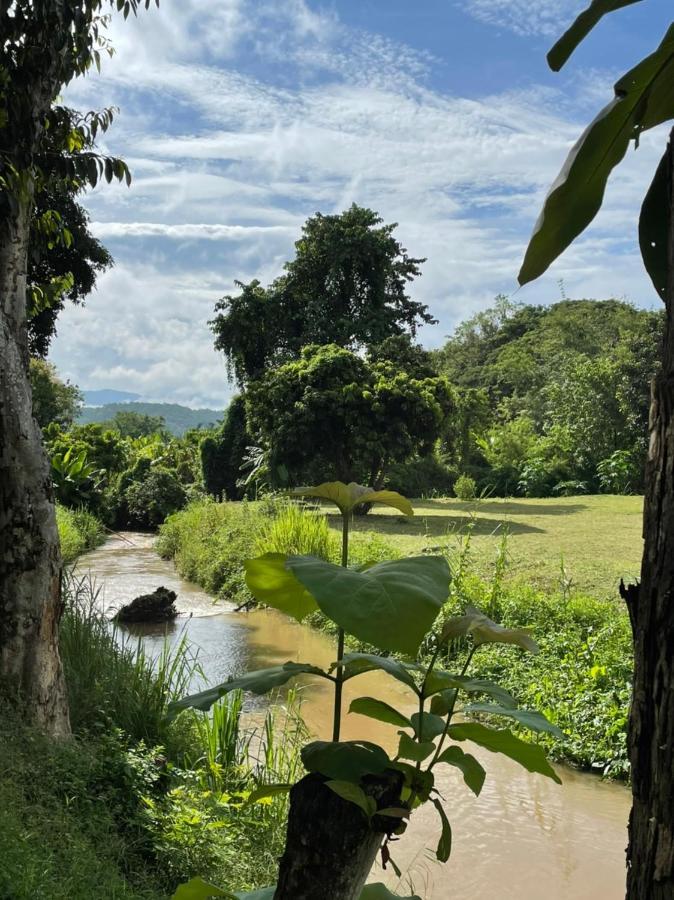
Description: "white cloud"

(90, 222), (296, 240)
(462, 0), (584, 36)
(49, 0), (664, 406)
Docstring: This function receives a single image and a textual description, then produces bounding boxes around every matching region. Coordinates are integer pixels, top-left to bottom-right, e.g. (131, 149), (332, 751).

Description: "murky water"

(77, 533), (631, 900)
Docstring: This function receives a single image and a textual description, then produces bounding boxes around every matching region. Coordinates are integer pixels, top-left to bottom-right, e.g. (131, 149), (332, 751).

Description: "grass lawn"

(330, 494), (644, 598)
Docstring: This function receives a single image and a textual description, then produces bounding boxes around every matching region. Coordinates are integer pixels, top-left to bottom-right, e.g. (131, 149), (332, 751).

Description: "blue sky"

(52, 0), (671, 409)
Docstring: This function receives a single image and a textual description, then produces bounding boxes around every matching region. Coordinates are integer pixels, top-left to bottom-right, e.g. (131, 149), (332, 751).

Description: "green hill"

(78, 402), (222, 436)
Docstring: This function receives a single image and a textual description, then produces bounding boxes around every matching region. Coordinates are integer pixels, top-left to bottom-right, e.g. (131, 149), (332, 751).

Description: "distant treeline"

(430, 296), (662, 497)
(78, 402), (222, 436)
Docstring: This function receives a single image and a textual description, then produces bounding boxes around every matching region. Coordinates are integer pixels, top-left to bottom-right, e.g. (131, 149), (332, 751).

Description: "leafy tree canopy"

(245, 343), (453, 488)
(29, 359), (82, 429)
(211, 205), (435, 386)
(433, 296), (662, 493)
(27, 107), (113, 357)
(101, 410), (168, 439)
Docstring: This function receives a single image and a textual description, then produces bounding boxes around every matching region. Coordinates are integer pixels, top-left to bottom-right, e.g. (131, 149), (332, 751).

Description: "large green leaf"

(449, 723), (562, 784)
(639, 149), (669, 301)
(244, 553), (317, 621)
(410, 711), (446, 740)
(168, 662), (328, 716)
(432, 797), (452, 863)
(290, 481), (413, 516)
(435, 746), (486, 796)
(340, 652), (421, 693)
(349, 697), (411, 729)
(519, 25), (674, 286)
(171, 880), (276, 900)
(547, 0), (644, 71)
(360, 885), (422, 900)
(464, 703), (564, 738)
(302, 740), (391, 782)
(441, 606), (538, 653)
(397, 731), (435, 763)
(171, 878), (234, 900)
(424, 671), (518, 709)
(325, 779), (377, 817)
(288, 555), (450, 656)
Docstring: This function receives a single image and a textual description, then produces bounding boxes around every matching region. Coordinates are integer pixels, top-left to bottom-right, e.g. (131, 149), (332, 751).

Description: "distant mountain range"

(78, 401), (223, 436)
(83, 389), (142, 406)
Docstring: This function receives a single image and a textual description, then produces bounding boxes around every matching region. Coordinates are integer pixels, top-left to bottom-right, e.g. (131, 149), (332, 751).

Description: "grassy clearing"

(56, 505), (106, 563)
(345, 494), (644, 598)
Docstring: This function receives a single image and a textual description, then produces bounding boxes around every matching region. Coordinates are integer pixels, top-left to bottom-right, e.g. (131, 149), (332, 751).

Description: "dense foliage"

(434, 296), (662, 496)
(200, 396), (252, 500)
(246, 343), (453, 489)
(44, 419), (204, 529)
(27, 107), (113, 357)
(29, 358), (82, 428)
(211, 205), (435, 388)
(79, 402), (222, 436)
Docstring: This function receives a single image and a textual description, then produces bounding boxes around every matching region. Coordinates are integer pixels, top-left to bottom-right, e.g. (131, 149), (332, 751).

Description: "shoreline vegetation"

(56, 505), (106, 563)
(158, 496), (638, 778)
(1, 571), (305, 900)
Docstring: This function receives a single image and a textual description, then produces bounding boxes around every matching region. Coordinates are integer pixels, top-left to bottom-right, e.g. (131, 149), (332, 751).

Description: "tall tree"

(517, 4), (673, 895)
(0, 0), (154, 737)
(211, 205), (436, 387)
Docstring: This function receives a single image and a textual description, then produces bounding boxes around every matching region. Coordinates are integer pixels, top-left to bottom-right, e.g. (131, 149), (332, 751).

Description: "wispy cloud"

(50, 0), (663, 407)
(462, 0), (583, 37)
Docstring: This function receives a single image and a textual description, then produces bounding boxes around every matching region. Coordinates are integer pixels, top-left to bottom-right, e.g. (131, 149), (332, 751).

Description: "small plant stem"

(429, 645), (477, 769)
(332, 511), (350, 742)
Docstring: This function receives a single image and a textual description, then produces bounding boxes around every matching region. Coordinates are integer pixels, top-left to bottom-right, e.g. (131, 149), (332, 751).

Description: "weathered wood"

(274, 771), (403, 900)
(626, 128), (674, 898)
(0, 198), (70, 737)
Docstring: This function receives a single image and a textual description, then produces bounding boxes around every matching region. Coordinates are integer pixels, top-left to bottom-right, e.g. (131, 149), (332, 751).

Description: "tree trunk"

(0, 201), (70, 737)
(625, 132), (674, 898)
(274, 772), (403, 900)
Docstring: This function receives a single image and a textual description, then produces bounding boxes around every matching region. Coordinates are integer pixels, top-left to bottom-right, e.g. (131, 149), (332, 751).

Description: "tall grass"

(254, 500), (336, 560)
(60, 572), (197, 749)
(157, 497), (401, 609)
(56, 506), (105, 563)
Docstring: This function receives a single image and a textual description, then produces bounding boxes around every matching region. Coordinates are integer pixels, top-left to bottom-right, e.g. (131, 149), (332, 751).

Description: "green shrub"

(56, 505), (105, 563)
(109, 458), (187, 529)
(435, 551), (632, 777)
(453, 472), (477, 500)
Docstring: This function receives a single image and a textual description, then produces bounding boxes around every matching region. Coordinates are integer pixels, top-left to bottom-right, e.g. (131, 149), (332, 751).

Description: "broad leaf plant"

(169, 482), (561, 899)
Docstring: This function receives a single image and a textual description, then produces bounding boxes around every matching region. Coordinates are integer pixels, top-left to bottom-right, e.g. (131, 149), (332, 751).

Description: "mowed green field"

(330, 495), (644, 599)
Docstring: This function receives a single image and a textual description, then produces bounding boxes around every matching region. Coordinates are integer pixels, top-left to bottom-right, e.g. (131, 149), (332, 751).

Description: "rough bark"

(625, 130), (674, 898)
(0, 199), (70, 737)
(274, 771), (403, 900)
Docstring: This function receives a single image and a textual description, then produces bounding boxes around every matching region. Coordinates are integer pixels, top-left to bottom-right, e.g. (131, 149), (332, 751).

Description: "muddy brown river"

(77, 533), (631, 900)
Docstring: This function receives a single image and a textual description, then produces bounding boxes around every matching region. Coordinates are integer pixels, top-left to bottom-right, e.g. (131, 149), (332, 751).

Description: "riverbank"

(71, 530), (630, 899)
(56, 505), (106, 563)
(1, 570), (301, 900)
(158, 497), (633, 777)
